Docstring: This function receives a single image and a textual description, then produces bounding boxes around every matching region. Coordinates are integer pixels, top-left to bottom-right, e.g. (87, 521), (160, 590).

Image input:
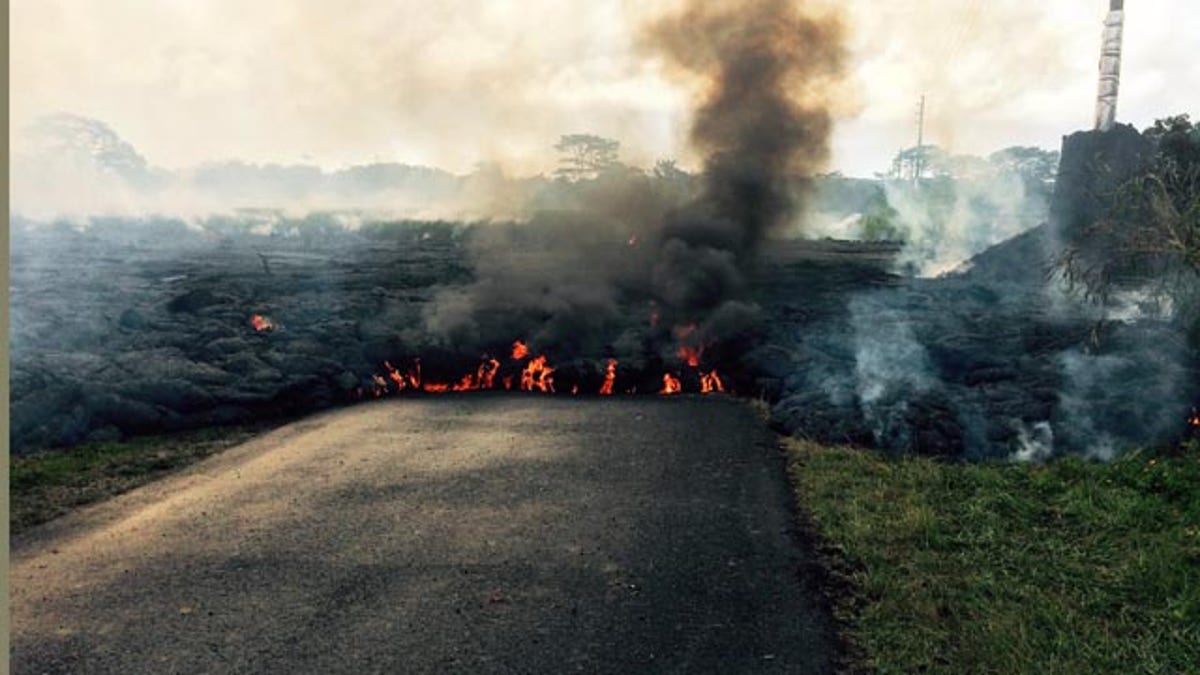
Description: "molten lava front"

(700, 370), (725, 394)
(511, 340), (529, 360)
(520, 355), (555, 393)
(359, 334), (728, 400)
(660, 373), (683, 395)
(249, 314), (274, 332)
(599, 359), (617, 396)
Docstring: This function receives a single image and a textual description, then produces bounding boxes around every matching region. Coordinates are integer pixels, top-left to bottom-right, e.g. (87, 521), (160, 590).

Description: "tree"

(554, 134), (620, 181)
(652, 159), (689, 181)
(889, 145), (942, 181)
(1056, 115), (1200, 338)
(988, 146), (1060, 186)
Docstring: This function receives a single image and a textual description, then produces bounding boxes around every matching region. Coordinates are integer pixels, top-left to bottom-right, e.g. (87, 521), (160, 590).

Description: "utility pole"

(914, 94), (926, 182)
(1094, 0), (1125, 131)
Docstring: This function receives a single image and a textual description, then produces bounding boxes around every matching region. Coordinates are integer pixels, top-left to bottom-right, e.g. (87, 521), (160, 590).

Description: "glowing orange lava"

(371, 374), (388, 397)
(660, 373), (682, 395)
(250, 314), (274, 332)
(677, 345), (702, 368)
(364, 335), (732, 401)
(673, 323), (702, 366)
(512, 340), (529, 360)
(521, 355), (555, 393)
(700, 370), (725, 394)
(599, 359), (617, 396)
(383, 361), (407, 391)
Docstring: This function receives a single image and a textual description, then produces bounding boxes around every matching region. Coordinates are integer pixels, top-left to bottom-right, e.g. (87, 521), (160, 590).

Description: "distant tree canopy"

(652, 159), (688, 181)
(987, 146), (1061, 188)
(554, 134), (621, 181)
(887, 144), (1059, 188)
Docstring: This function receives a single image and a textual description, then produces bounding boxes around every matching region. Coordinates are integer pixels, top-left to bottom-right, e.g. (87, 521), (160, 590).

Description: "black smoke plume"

(422, 0), (846, 372)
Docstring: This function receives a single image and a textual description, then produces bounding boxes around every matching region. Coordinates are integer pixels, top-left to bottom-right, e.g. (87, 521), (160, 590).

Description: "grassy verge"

(10, 423), (284, 535)
(787, 438), (1200, 674)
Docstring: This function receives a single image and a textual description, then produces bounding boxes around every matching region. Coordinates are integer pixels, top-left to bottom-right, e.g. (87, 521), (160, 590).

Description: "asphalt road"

(11, 396), (837, 674)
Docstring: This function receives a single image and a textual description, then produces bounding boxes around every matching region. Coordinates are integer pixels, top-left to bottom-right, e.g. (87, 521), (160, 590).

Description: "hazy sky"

(12, 0), (1199, 177)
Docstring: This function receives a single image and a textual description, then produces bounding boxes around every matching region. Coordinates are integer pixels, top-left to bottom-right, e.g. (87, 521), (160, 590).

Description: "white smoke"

(849, 294), (936, 445)
(885, 169), (1043, 277)
(1011, 420), (1054, 462)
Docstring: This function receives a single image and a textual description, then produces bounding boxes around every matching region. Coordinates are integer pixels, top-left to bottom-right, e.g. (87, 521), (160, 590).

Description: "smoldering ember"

(9, 4), (1198, 464)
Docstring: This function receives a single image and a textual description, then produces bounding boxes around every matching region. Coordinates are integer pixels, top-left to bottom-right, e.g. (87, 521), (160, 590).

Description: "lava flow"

(520, 355), (555, 393)
(599, 359), (617, 395)
(660, 373), (683, 396)
(700, 370), (725, 394)
(362, 335), (728, 400)
(673, 324), (702, 367)
(511, 340), (529, 360)
(249, 314), (274, 332)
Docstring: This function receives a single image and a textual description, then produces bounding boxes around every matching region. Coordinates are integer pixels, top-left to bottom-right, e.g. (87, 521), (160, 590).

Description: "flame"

(677, 345), (702, 368)
(444, 358), (502, 392)
(250, 314), (274, 332)
(371, 374), (388, 398)
(521, 355), (555, 393)
(1189, 409), (1200, 428)
(660, 373), (682, 395)
(384, 361), (407, 391)
(512, 340), (529, 360)
(700, 370), (725, 394)
(361, 337), (731, 401)
(479, 358), (501, 389)
(599, 359), (617, 395)
(451, 374), (476, 392)
(673, 323), (702, 366)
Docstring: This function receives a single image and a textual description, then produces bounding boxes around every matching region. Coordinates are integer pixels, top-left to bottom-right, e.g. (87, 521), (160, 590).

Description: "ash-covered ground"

(10, 217), (465, 453)
(761, 226), (1197, 459)
(11, 216), (1197, 459)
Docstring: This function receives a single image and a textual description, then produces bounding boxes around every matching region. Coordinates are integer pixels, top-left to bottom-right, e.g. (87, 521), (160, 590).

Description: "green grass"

(787, 439), (1200, 674)
(10, 423), (283, 534)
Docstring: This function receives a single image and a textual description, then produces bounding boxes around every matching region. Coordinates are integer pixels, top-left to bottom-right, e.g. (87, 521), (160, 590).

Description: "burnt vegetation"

(11, 118), (1200, 459)
(1056, 114), (1200, 339)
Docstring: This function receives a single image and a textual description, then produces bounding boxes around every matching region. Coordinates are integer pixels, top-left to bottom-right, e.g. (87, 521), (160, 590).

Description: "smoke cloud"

(886, 169), (1046, 277)
(644, 0), (844, 310)
(421, 0), (847, 362)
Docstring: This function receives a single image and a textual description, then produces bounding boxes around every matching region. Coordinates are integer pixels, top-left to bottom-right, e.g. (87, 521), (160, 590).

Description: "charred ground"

(12, 212), (1196, 459)
(7, 217), (879, 453)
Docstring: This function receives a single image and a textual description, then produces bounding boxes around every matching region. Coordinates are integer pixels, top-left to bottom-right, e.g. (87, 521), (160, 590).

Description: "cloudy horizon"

(12, 0), (1199, 179)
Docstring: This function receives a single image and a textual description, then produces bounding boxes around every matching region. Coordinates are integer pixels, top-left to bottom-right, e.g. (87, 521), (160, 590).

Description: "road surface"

(11, 396), (837, 673)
